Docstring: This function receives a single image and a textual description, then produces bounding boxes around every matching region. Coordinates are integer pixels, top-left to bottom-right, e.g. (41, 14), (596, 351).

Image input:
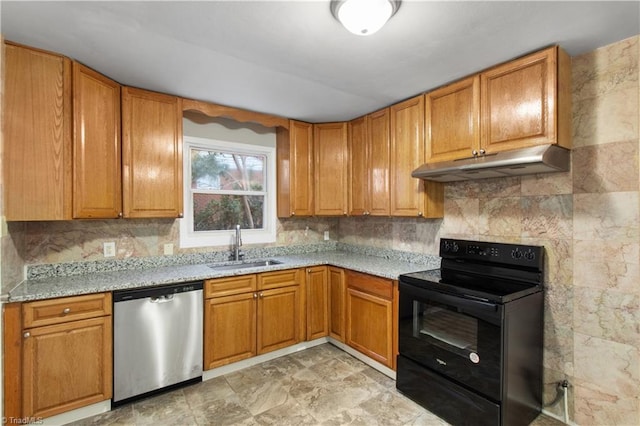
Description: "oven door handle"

(400, 281), (501, 320)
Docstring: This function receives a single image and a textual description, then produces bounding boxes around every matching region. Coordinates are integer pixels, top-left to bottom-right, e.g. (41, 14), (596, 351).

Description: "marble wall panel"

(521, 171), (573, 196)
(573, 141), (639, 193)
(574, 287), (640, 346)
(573, 192), (639, 242)
(478, 197), (522, 237)
(522, 195), (573, 239)
(574, 240), (639, 293)
(573, 333), (640, 425)
(572, 35), (638, 103)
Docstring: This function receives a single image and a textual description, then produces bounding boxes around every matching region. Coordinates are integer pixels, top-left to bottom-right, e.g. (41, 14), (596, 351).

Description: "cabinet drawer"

(23, 293), (112, 328)
(346, 270), (393, 300)
(258, 269), (301, 290)
(205, 275), (257, 298)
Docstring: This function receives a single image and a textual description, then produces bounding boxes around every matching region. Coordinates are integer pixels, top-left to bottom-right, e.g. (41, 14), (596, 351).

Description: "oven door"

(398, 280), (503, 402)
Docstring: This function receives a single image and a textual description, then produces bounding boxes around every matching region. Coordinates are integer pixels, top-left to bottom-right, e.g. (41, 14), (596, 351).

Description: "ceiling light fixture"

(330, 0), (401, 36)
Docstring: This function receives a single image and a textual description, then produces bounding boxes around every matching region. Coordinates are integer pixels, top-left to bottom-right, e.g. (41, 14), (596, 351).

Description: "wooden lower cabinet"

(345, 270), (396, 369)
(204, 292), (257, 369)
(17, 293), (113, 419)
(257, 286), (301, 354)
(328, 267), (346, 342)
(23, 317), (112, 418)
(305, 266), (329, 340)
(204, 269), (303, 369)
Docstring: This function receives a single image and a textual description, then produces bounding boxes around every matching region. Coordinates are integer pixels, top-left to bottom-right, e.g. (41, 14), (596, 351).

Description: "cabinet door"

(122, 87), (183, 218)
(3, 42), (72, 221)
(257, 286), (301, 355)
(306, 267), (329, 340)
(346, 287), (394, 369)
(72, 62), (122, 218)
(276, 120), (314, 217)
(426, 76), (480, 163)
(328, 267), (346, 342)
(367, 108), (391, 216)
(22, 317), (112, 418)
(314, 122), (348, 216)
(390, 95), (425, 217)
(481, 47), (557, 153)
(348, 116), (368, 216)
(204, 292), (257, 369)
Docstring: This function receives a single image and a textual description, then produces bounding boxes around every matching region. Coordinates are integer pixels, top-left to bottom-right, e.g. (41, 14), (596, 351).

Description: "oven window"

(413, 301), (478, 356)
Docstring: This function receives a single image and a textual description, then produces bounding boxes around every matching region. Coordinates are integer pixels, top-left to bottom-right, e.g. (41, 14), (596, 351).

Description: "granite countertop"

(8, 247), (441, 302)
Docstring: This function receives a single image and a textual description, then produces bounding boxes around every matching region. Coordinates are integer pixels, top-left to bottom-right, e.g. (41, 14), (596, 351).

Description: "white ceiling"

(2, 1), (639, 123)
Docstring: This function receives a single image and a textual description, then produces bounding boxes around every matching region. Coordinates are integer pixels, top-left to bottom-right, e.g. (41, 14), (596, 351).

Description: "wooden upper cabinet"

(389, 95), (425, 217)
(314, 122), (348, 216)
(349, 109), (391, 217)
(3, 42), (72, 221)
(72, 62), (122, 219)
(425, 75), (480, 163)
(481, 46), (571, 153)
(276, 120), (314, 217)
(367, 108), (391, 216)
(121, 87), (183, 218)
(348, 115), (368, 216)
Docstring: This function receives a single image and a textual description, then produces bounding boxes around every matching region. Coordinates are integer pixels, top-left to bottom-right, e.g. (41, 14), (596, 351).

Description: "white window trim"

(180, 135), (277, 249)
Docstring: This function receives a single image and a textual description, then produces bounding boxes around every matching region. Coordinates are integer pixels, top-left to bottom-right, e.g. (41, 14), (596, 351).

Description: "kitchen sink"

(208, 259), (283, 271)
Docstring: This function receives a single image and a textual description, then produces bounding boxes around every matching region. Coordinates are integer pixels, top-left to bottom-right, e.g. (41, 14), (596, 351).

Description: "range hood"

(412, 144), (570, 183)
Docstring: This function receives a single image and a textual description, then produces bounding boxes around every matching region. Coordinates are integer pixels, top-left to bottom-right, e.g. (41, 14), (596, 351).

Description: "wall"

(1, 36), (638, 425)
(341, 35), (640, 425)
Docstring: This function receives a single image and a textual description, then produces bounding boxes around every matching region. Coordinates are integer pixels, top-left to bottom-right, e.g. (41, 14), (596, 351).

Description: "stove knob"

(524, 250), (536, 261)
(443, 241), (451, 252)
(451, 242), (459, 253)
(511, 248), (522, 259)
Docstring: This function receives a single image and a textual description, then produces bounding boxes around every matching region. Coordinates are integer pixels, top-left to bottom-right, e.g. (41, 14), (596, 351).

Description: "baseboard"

(203, 337), (330, 380)
(327, 338), (396, 379)
(39, 400), (111, 426)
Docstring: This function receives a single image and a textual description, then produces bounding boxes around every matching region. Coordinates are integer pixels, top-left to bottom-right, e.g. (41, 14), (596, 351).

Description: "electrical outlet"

(163, 243), (174, 255)
(103, 242), (116, 258)
(324, 231), (330, 241)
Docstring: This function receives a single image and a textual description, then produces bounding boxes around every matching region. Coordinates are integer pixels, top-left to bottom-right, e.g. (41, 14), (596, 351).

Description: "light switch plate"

(163, 243), (174, 255)
(324, 231), (330, 241)
(103, 242), (116, 257)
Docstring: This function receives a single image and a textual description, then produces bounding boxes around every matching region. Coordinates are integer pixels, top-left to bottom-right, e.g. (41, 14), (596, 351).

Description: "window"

(180, 136), (276, 248)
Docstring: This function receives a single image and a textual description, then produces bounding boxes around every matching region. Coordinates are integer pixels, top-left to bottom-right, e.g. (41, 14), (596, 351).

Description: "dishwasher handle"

(113, 281), (203, 302)
(150, 294), (175, 303)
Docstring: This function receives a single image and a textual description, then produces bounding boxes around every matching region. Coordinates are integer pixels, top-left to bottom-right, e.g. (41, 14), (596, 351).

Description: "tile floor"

(71, 344), (564, 426)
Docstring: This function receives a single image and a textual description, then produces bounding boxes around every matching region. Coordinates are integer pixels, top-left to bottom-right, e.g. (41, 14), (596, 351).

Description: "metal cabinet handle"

(479, 149), (486, 155)
(62, 308), (71, 314)
(259, 292), (264, 298)
(253, 293), (258, 299)
(23, 332), (30, 338)
(418, 211), (423, 217)
(118, 212), (123, 218)
(178, 212), (184, 218)
(307, 268), (311, 273)
(472, 150), (478, 156)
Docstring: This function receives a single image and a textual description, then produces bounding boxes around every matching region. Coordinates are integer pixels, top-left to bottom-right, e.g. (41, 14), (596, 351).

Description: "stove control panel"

(440, 238), (543, 269)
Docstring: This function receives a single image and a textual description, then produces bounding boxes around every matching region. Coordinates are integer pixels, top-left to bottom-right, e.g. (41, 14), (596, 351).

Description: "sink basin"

(208, 259), (283, 271)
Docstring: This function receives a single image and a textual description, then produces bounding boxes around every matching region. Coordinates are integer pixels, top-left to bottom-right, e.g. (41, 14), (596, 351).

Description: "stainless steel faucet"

(232, 224), (243, 261)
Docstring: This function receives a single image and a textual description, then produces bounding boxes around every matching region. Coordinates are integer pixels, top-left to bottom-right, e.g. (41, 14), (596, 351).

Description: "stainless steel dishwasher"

(113, 281), (203, 404)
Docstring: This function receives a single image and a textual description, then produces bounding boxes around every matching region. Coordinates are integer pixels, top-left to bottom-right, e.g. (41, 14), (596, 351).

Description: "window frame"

(180, 135), (276, 248)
